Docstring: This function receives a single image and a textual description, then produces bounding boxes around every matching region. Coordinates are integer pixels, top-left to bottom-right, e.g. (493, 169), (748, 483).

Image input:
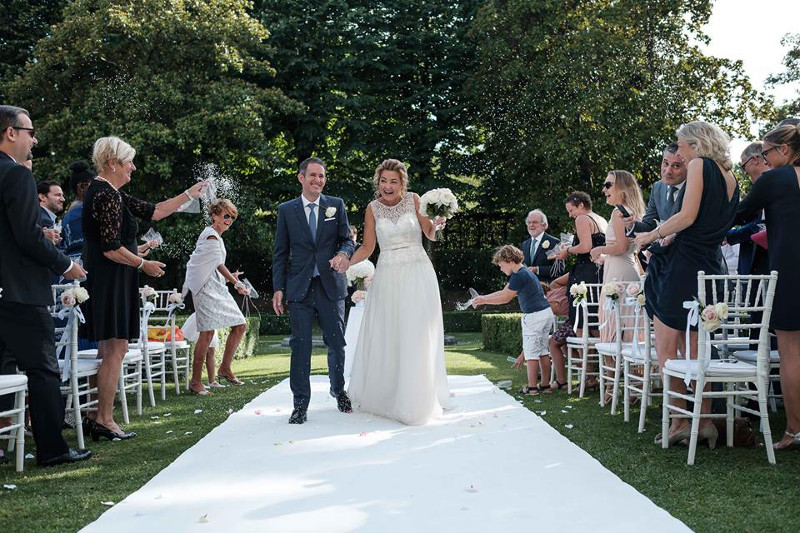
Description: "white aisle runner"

(81, 375), (690, 533)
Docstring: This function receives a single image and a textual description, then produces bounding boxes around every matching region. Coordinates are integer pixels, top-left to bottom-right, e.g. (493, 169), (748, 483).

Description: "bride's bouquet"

(419, 188), (458, 241)
(346, 259), (375, 289)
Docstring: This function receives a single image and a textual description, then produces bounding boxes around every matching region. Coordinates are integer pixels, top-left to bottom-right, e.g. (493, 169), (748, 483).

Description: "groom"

(272, 157), (356, 424)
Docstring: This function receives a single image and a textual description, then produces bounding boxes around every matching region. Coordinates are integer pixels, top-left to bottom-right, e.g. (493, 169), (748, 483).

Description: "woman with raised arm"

(82, 136), (206, 440)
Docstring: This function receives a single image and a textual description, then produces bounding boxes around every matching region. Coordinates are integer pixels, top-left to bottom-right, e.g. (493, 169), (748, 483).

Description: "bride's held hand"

(433, 216), (446, 229)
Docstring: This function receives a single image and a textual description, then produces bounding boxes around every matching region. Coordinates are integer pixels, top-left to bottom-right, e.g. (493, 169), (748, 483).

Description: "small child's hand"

(513, 353), (525, 370)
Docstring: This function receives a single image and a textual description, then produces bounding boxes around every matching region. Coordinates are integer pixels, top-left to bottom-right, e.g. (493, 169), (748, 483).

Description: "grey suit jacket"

(630, 181), (679, 234)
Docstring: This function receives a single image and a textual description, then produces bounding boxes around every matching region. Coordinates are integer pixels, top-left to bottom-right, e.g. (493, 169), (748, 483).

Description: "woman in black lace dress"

(82, 136), (206, 440)
(635, 121), (739, 448)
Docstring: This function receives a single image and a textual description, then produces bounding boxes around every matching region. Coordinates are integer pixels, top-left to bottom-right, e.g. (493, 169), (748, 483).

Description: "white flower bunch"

(140, 285), (157, 300)
(61, 286), (89, 307)
(168, 291), (183, 304)
(570, 282), (588, 306)
(700, 302), (729, 332)
(325, 206), (337, 218)
(601, 281), (625, 301)
(346, 260), (375, 287)
(419, 188), (459, 220)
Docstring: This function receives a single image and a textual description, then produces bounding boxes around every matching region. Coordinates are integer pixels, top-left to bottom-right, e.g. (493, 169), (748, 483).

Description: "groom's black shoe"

(289, 407), (307, 424)
(332, 391), (352, 413)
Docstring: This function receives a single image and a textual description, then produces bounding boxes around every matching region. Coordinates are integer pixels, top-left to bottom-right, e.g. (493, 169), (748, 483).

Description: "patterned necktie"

(308, 203), (319, 276)
(667, 186), (677, 211)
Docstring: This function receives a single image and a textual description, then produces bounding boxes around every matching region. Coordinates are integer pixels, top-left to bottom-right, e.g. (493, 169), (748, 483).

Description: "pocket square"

(324, 217), (336, 222)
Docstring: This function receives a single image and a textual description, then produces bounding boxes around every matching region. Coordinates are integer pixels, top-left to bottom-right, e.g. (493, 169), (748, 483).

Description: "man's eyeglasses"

(761, 145), (779, 162)
(11, 126), (35, 138)
(742, 155), (758, 168)
(603, 181), (613, 189)
(223, 213), (237, 221)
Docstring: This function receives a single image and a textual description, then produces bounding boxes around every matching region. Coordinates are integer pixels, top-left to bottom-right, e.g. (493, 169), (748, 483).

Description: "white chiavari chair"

(661, 271), (778, 465)
(0, 375), (27, 472)
(566, 283), (603, 397)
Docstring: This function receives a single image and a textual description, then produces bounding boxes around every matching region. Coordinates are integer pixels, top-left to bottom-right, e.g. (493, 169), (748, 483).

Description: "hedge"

(176, 315), (261, 359)
(481, 313), (522, 354)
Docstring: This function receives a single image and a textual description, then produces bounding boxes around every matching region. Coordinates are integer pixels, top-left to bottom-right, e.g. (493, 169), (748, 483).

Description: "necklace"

(94, 176), (118, 190)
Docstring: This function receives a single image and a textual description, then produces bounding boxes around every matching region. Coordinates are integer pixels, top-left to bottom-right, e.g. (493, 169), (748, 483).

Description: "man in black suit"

(37, 180), (64, 228)
(0, 105), (90, 466)
(521, 209), (560, 283)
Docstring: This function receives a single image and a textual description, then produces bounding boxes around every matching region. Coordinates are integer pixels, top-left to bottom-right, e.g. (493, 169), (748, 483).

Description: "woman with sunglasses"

(737, 121), (800, 450)
(182, 199), (249, 394)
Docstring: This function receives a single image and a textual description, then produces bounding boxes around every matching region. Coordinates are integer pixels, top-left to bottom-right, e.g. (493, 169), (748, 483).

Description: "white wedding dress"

(347, 193), (450, 425)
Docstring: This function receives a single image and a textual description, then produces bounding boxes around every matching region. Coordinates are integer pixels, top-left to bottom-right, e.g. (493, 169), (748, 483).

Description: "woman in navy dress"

(737, 121), (800, 450)
(635, 121), (739, 447)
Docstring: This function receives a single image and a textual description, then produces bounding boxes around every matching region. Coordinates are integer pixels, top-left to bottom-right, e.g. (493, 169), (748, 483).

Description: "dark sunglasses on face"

(11, 126), (35, 138)
(603, 181), (613, 189)
(223, 213), (237, 221)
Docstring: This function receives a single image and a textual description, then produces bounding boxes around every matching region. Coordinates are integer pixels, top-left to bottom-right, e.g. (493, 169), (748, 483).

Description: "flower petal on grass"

(194, 409), (203, 414)
(465, 485), (478, 493)
(199, 514), (210, 523)
(4, 484), (17, 490)
(565, 424), (574, 429)
(101, 501), (114, 506)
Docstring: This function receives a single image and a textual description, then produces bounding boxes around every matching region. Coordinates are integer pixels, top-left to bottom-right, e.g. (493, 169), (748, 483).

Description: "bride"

(346, 159), (450, 425)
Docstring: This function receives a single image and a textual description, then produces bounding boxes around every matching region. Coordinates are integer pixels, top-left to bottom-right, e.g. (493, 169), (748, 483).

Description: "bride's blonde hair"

(373, 159), (409, 199)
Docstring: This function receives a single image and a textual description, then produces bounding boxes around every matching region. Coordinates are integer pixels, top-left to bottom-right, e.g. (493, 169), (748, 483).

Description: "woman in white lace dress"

(182, 199), (249, 395)
(347, 159), (450, 425)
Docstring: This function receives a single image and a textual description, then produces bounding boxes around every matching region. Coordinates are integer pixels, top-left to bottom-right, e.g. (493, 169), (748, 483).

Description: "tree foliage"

(469, 0), (768, 233)
(8, 0), (301, 287)
(768, 33), (800, 120)
(252, 0), (483, 215)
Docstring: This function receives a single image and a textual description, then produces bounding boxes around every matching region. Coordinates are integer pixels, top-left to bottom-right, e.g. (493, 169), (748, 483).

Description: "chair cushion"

(566, 336), (601, 345)
(0, 374), (28, 392)
(128, 341), (166, 353)
(77, 349), (141, 361)
(733, 349), (780, 364)
(170, 340), (190, 349)
(58, 358), (101, 376)
(621, 345), (658, 362)
(664, 359), (756, 377)
(595, 342), (644, 355)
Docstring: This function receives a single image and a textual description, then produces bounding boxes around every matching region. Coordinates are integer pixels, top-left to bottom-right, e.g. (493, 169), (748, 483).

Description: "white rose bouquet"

(700, 302), (728, 332)
(601, 281), (625, 302)
(346, 260), (375, 289)
(419, 188), (458, 241)
(168, 291), (183, 304)
(140, 285), (157, 301)
(60, 286), (89, 307)
(569, 281), (588, 306)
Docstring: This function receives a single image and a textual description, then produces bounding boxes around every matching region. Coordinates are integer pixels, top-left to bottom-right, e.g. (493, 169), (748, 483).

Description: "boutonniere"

(541, 240), (550, 250)
(325, 206), (337, 218)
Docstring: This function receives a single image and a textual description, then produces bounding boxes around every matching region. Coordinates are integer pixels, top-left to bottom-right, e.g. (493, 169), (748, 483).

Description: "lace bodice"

(371, 193), (430, 267)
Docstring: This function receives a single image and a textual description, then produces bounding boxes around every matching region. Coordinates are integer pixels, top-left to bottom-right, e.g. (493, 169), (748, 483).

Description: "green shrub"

(259, 313), (292, 335)
(481, 313), (522, 354)
(176, 315), (261, 359)
(443, 311), (484, 332)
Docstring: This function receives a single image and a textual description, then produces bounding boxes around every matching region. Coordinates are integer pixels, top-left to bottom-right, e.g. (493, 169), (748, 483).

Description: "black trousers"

(0, 302), (70, 460)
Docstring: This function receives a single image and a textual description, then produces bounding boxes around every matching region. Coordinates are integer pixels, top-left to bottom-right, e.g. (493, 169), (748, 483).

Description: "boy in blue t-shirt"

(474, 245), (555, 394)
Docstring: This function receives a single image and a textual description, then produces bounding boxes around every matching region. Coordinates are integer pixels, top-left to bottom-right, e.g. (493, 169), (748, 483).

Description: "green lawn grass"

(2, 333), (798, 532)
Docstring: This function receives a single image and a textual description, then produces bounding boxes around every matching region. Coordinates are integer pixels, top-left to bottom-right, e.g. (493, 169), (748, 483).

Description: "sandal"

(519, 384), (548, 395)
(550, 380), (568, 391)
(218, 373), (245, 386)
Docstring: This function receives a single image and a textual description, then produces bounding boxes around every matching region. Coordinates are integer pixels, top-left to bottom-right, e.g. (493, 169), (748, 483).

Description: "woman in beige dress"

(590, 171), (645, 340)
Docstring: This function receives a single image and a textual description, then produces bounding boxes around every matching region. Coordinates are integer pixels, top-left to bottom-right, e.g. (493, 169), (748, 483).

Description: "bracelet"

(138, 257), (145, 270)
(184, 190), (193, 202)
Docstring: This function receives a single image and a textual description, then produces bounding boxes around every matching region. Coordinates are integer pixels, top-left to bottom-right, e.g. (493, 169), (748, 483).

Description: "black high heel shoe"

(91, 421), (137, 442)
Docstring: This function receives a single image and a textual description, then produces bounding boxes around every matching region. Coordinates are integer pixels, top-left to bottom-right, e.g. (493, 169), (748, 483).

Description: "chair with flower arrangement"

(594, 280), (649, 415)
(0, 374), (27, 472)
(565, 282), (604, 397)
(661, 271), (778, 465)
(133, 286), (167, 405)
(51, 282), (99, 450)
(146, 289), (191, 394)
